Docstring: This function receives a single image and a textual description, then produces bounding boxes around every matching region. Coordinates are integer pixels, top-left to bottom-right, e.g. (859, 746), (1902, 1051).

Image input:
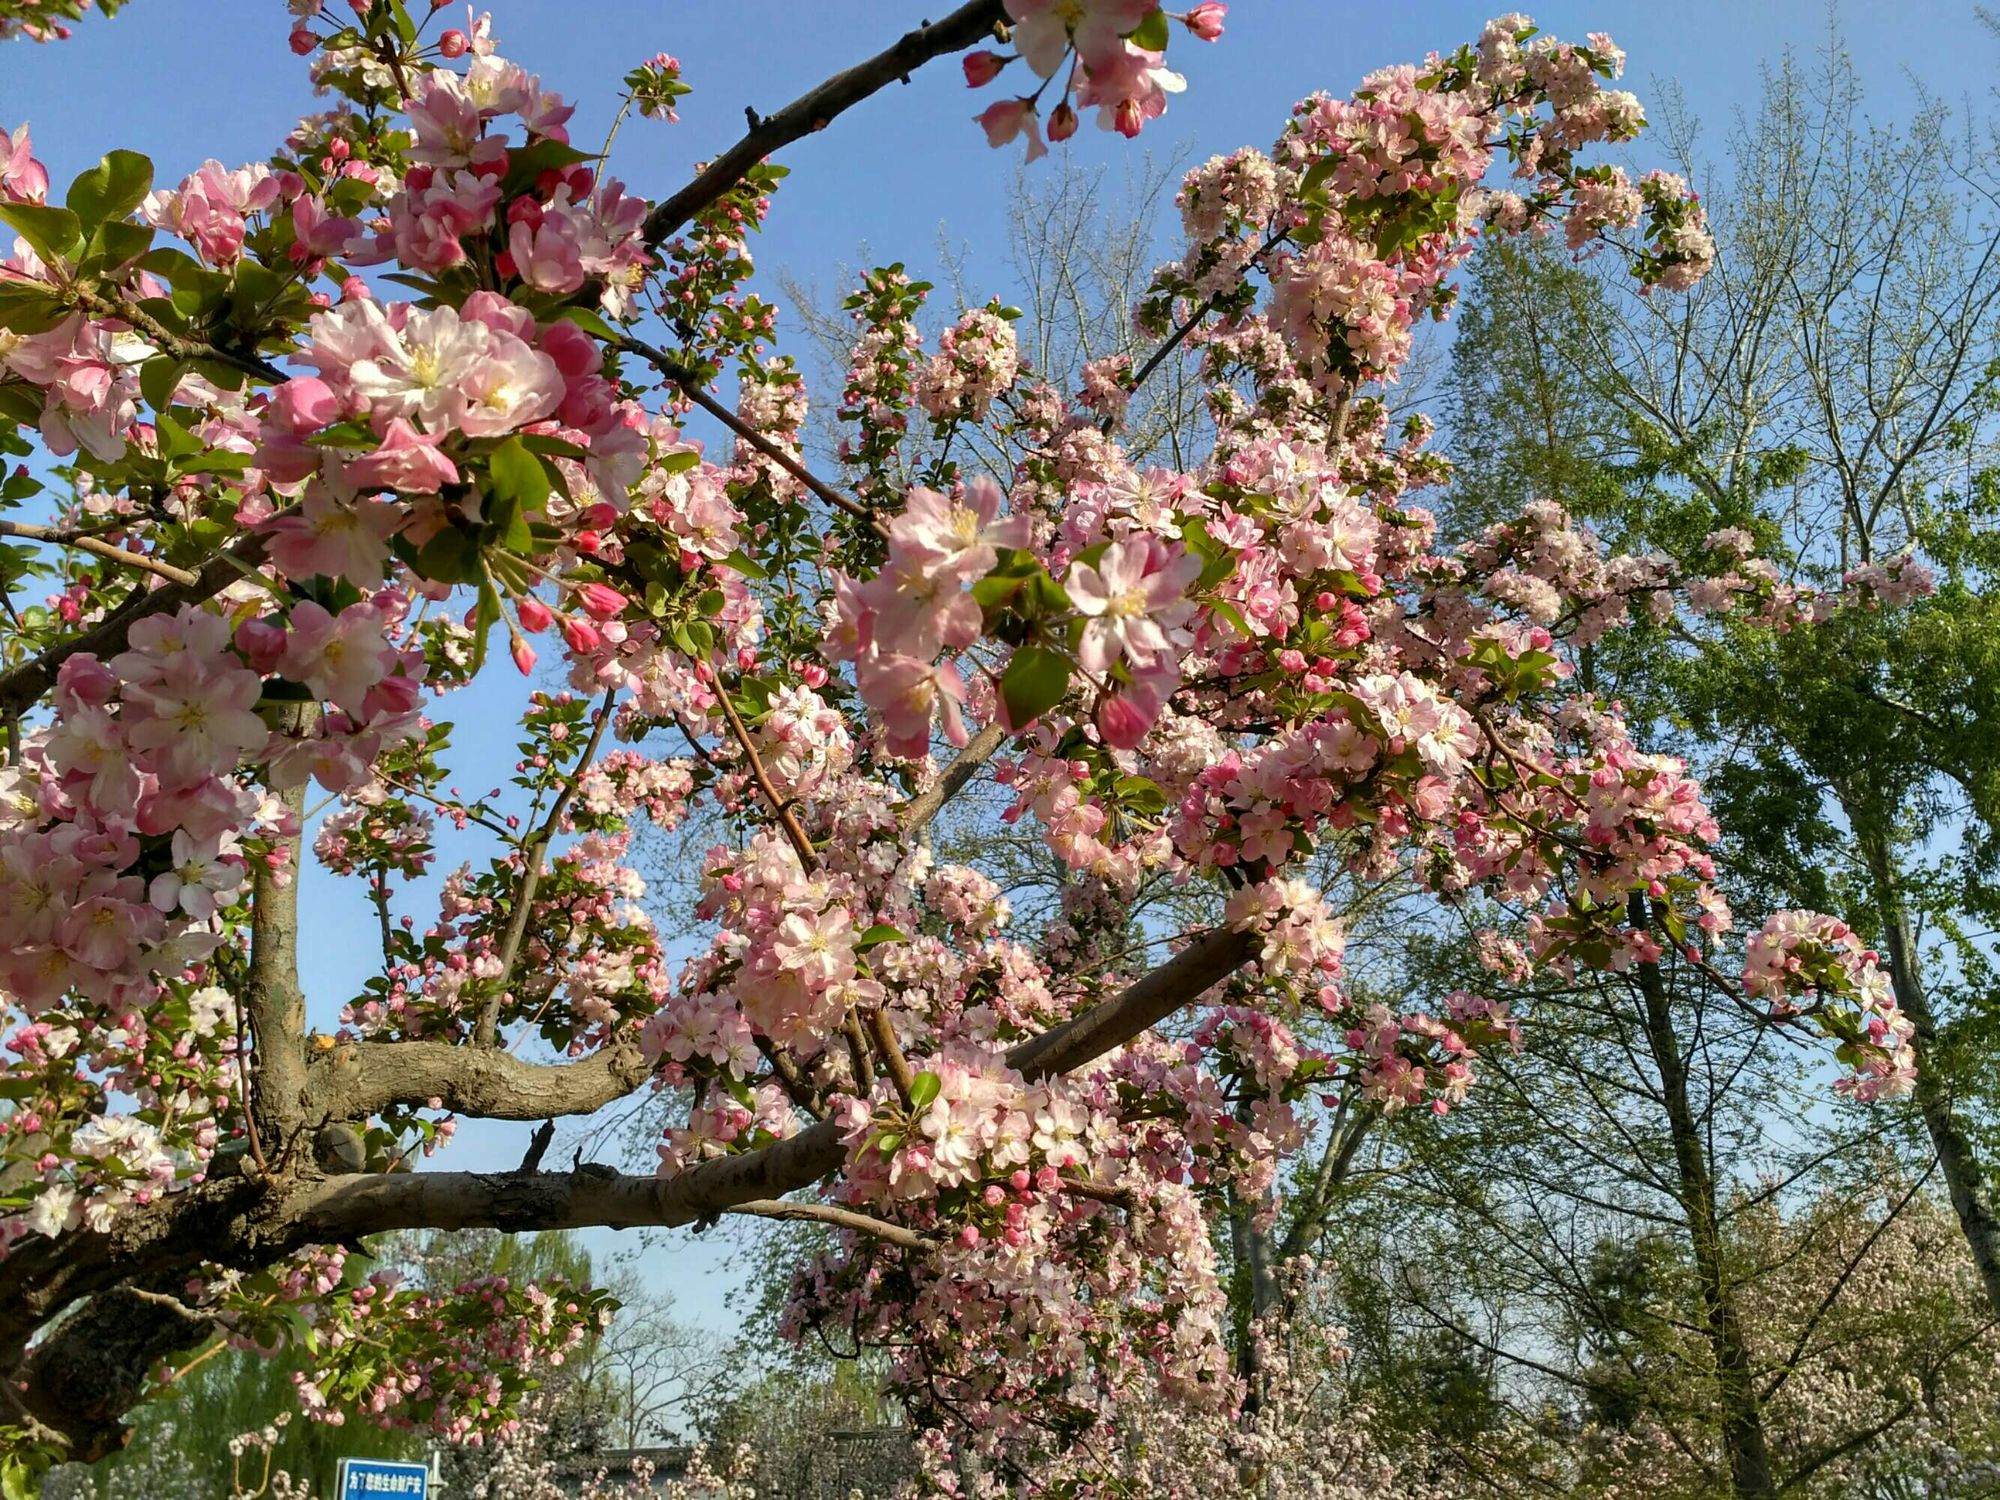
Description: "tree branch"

(637, 0), (1005, 251)
(0, 527), (271, 719)
(474, 689), (617, 1046)
(0, 520), (199, 588)
(246, 702), (318, 1151)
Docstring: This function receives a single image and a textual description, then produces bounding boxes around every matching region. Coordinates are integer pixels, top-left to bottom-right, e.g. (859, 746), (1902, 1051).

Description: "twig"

(474, 689), (617, 1046)
(0, 520), (199, 588)
(713, 684), (819, 871)
(515, 1120), (556, 1175)
(72, 286), (287, 386)
(725, 1198), (935, 1253)
(617, 335), (884, 533)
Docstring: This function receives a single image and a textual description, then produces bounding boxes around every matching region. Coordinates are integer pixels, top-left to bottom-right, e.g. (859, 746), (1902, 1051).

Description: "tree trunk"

(1857, 824), (2000, 1316)
(1633, 900), (1777, 1500)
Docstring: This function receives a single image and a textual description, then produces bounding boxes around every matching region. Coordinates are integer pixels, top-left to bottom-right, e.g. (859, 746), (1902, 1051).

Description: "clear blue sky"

(5, 0), (1993, 1336)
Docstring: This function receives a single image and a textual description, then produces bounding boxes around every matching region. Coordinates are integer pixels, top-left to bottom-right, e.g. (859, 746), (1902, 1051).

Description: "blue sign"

(336, 1458), (430, 1500)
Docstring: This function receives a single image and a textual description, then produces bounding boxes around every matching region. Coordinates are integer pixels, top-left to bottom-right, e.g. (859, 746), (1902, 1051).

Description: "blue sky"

(5, 0), (1994, 1337)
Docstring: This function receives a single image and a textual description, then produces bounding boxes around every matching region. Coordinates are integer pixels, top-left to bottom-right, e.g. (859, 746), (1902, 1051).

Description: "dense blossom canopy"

(0, 0), (1929, 1491)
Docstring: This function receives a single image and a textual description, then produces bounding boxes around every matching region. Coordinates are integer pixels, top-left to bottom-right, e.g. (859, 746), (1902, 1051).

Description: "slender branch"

(714, 682), (820, 871)
(0, 520), (199, 588)
(636, 0), (1006, 250)
(71, 285), (288, 386)
(865, 1004), (917, 1105)
(473, 689), (616, 1046)
(725, 1198), (934, 1252)
(617, 334), (884, 531)
(0, 526), (272, 719)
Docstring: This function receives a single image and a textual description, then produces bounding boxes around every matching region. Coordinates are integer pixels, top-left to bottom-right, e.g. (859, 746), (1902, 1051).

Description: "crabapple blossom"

(0, 4), (1929, 1489)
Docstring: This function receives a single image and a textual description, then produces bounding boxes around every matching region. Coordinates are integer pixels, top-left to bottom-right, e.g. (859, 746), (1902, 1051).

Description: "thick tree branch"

(320, 1036), (654, 1122)
(297, 923), (1255, 1240)
(246, 702), (318, 1151)
(6, 918), (1259, 1456)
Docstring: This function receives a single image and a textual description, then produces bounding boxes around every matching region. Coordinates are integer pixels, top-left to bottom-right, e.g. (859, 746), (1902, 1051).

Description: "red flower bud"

(516, 595), (554, 633)
(962, 50), (1009, 88)
(574, 583), (626, 621)
(559, 615), (603, 654)
(1047, 101), (1080, 142)
(439, 28), (469, 57)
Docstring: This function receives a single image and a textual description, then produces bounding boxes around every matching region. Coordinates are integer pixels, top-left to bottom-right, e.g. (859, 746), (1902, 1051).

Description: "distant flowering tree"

(0, 0), (1927, 1492)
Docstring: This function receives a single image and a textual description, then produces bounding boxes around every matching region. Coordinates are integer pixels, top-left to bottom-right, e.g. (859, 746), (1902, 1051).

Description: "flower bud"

(1183, 2), (1227, 41)
(439, 28), (469, 57)
(574, 583), (627, 621)
(962, 50), (1009, 87)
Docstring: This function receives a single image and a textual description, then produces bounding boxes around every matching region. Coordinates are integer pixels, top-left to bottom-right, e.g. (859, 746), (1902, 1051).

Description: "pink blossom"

(264, 483), (404, 586)
(1066, 535), (1200, 674)
(342, 417), (459, 493)
(975, 98), (1047, 162)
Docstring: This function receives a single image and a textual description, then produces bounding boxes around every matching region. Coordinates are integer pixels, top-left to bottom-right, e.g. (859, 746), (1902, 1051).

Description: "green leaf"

(65, 149), (153, 232)
(83, 217), (154, 270)
(414, 525), (483, 585)
(658, 449), (702, 473)
(0, 202), (82, 264)
(1129, 7), (1171, 51)
(718, 546), (768, 580)
(907, 1070), (941, 1112)
(0, 280), (65, 334)
(139, 355), (186, 413)
(1000, 644), (1072, 729)
(484, 436), (550, 552)
(855, 923), (907, 953)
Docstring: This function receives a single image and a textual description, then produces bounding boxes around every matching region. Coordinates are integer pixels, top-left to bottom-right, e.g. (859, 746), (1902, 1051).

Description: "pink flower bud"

(510, 636), (537, 675)
(288, 25), (317, 55)
(957, 1225), (981, 1249)
(516, 595), (553, 633)
(1047, 101), (1080, 143)
(1183, 2), (1227, 41)
(574, 583), (626, 621)
(962, 51), (1008, 87)
(439, 28), (469, 57)
(1095, 690), (1153, 751)
(559, 615), (603, 654)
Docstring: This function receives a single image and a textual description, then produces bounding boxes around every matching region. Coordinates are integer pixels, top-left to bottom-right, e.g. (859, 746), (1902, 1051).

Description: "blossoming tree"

(0, 0), (1931, 1491)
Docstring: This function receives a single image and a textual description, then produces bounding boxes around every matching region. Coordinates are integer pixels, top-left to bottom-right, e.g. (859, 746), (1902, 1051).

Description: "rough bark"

(246, 702), (318, 1155)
